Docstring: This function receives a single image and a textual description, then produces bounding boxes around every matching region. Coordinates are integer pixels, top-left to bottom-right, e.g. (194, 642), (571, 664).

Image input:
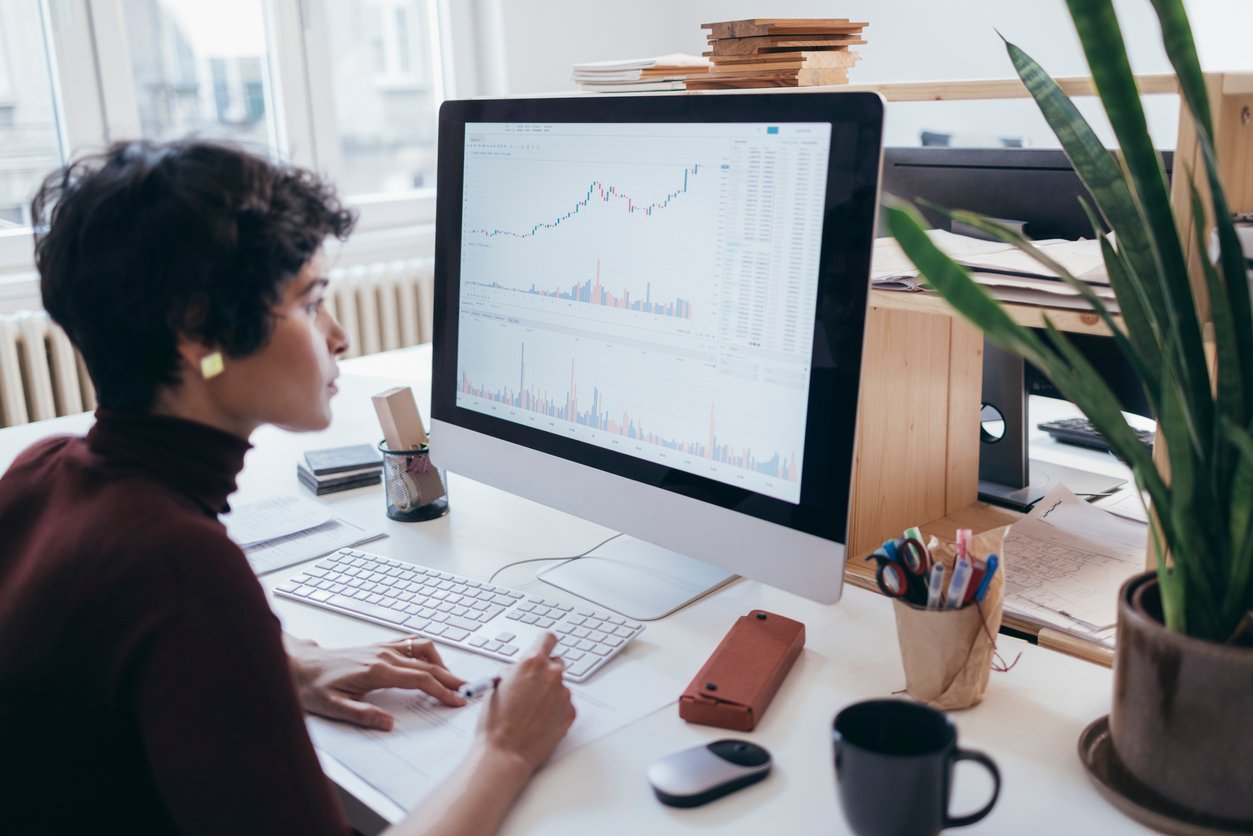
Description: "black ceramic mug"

(832, 699), (1001, 836)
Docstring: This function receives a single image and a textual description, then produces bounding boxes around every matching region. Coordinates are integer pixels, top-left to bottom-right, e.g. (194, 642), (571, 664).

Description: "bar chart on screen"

(455, 121), (831, 504)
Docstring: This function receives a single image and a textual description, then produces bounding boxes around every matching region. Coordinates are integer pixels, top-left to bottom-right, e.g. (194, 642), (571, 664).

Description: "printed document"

(244, 517), (385, 575)
(222, 495), (332, 546)
(1002, 485), (1147, 644)
(307, 653), (681, 811)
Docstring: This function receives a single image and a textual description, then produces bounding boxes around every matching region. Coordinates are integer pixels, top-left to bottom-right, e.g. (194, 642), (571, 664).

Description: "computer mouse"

(647, 739), (772, 808)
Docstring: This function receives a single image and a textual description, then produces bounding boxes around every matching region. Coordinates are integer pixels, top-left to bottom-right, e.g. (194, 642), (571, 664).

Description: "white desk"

(0, 345), (1149, 834)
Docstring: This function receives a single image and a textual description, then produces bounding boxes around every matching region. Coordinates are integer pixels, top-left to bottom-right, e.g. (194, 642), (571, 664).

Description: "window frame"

(1, 0), (501, 291)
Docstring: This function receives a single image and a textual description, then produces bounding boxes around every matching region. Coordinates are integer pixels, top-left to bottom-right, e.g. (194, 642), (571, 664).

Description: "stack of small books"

(572, 53), (710, 93)
(297, 444), (383, 495)
(689, 18), (868, 90)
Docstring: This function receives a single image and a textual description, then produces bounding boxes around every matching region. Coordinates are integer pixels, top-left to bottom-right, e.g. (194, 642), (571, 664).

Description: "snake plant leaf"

(936, 206), (1158, 401)
(1012, 29), (1217, 438)
(887, 202), (1175, 521)
(883, 203), (1053, 368)
(938, 208), (1122, 329)
(1064, 1), (1188, 297)
(1037, 318), (1166, 496)
(1187, 177), (1245, 490)
(1148, 0), (1213, 134)
(936, 204), (1164, 417)
(1197, 142), (1253, 425)
(1003, 40), (1166, 325)
(1144, 507), (1185, 626)
(1221, 417), (1253, 621)
(1075, 196), (1163, 401)
(1157, 0), (1253, 421)
(1151, 0), (1253, 374)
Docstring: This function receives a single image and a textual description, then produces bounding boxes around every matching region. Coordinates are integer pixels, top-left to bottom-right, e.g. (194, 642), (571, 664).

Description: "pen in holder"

(890, 526), (1009, 710)
(378, 441), (449, 522)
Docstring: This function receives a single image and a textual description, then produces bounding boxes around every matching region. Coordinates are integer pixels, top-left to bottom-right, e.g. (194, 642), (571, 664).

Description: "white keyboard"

(274, 548), (644, 682)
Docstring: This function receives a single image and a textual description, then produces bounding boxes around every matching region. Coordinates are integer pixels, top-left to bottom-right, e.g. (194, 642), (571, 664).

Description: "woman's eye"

(306, 298), (325, 315)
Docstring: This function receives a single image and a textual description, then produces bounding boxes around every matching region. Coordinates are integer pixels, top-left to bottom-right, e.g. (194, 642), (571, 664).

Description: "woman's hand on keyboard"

(478, 632), (576, 773)
(284, 634), (468, 731)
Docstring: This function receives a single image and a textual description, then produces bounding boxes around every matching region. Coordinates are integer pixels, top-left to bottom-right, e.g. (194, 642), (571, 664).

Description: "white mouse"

(647, 739), (772, 807)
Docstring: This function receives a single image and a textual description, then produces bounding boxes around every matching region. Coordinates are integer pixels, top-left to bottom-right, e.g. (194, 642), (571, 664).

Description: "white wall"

(497, 0), (1253, 150)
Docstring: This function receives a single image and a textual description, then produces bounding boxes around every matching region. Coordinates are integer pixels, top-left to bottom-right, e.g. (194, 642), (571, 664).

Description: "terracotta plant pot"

(1109, 572), (1253, 826)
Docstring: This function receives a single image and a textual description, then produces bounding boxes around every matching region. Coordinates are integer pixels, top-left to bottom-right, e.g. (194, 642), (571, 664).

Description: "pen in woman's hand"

(459, 675), (502, 699)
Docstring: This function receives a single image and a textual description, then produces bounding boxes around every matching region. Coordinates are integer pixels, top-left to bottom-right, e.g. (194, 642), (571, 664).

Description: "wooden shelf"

(841, 74), (1178, 102)
(688, 73), (1183, 101)
(869, 288), (1118, 336)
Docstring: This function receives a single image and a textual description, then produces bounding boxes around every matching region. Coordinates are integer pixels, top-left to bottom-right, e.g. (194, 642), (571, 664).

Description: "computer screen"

(431, 94), (883, 615)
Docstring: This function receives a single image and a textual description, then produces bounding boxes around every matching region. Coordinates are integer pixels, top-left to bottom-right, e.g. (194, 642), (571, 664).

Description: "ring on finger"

(406, 638), (416, 658)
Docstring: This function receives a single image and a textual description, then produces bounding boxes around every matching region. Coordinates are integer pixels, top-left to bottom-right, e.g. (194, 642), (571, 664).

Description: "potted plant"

(885, 0), (1253, 827)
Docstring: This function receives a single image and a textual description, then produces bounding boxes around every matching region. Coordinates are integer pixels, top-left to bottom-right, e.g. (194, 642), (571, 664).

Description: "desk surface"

(0, 346), (1149, 834)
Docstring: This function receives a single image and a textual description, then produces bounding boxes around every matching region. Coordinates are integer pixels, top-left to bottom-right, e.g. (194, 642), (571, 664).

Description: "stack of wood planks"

(689, 18), (868, 90)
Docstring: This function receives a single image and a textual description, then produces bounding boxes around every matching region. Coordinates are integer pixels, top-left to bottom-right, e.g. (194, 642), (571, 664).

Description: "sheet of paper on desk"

(223, 495), (332, 546)
(1093, 484), (1151, 525)
(1001, 485), (1147, 642)
(244, 517), (385, 575)
(306, 653), (682, 811)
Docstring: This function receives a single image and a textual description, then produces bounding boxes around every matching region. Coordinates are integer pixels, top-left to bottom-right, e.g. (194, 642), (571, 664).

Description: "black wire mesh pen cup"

(378, 441), (449, 522)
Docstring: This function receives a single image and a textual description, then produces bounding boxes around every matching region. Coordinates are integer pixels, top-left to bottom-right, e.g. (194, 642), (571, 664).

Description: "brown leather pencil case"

(679, 610), (806, 732)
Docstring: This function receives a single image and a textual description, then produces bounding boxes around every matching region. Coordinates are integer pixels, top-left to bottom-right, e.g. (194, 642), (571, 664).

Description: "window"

(119, 0), (278, 152)
(0, 0), (63, 231)
(316, 0), (443, 196)
(1, 0), (490, 284)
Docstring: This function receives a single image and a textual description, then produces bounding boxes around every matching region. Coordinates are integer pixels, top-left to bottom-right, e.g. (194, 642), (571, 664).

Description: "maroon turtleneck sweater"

(0, 411), (349, 834)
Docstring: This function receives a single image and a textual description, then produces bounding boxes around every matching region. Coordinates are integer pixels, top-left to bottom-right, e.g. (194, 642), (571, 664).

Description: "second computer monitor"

(431, 93), (884, 616)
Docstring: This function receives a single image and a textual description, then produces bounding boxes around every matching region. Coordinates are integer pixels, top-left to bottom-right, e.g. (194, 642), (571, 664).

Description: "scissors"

(865, 534), (932, 602)
(899, 528), (933, 576)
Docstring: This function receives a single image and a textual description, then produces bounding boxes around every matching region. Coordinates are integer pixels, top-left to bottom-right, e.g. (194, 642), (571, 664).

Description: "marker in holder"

(378, 441), (449, 522)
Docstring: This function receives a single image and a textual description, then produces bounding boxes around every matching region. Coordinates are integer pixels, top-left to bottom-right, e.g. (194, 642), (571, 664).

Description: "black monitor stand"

(977, 339), (1126, 510)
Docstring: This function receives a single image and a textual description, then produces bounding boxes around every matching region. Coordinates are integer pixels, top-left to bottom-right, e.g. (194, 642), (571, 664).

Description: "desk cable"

(487, 533), (623, 586)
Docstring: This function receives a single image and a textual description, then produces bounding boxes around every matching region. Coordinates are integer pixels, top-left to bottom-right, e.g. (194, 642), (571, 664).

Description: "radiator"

(326, 257), (435, 359)
(0, 257), (435, 428)
(0, 311), (95, 427)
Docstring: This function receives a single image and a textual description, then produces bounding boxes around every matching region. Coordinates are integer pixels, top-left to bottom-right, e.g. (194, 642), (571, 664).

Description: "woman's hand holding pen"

(477, 632), (576, 775)
(284, 634), (467, 731)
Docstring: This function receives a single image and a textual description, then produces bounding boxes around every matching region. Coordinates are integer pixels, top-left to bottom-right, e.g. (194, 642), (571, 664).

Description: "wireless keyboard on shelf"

(274, 548), (643, 683)
(1037, 416), (1155, 455)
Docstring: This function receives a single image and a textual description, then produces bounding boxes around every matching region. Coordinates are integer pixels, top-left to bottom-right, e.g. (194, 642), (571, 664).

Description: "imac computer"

(430, 93), (884, 618)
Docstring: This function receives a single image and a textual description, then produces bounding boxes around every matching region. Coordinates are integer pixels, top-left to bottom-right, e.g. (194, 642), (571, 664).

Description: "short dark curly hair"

(32, 140), (356, 412)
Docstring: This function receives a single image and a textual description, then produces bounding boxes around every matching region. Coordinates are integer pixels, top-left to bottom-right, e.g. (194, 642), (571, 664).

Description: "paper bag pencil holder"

(378, 441), (449, 522)
(889, 526), (1008, 711)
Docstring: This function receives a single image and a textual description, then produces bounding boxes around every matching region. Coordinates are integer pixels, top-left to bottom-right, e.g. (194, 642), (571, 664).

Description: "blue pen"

(973, 554), (999, 603)
(926, 563), (946, 610)
(945, 557), (973, 610)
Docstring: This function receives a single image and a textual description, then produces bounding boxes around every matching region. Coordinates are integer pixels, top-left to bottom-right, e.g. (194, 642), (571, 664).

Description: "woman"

(0, 140), (574, 834)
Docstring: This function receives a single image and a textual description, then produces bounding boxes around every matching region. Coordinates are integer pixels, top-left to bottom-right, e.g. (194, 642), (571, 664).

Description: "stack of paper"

(222, 495), (385, 575)
(298, 443), (383, 495)
(690, 18), (867, 90)
(872, 230), (1118, 312)
(1000, 485), (1147, 649)
(572, 53), (709, 93)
